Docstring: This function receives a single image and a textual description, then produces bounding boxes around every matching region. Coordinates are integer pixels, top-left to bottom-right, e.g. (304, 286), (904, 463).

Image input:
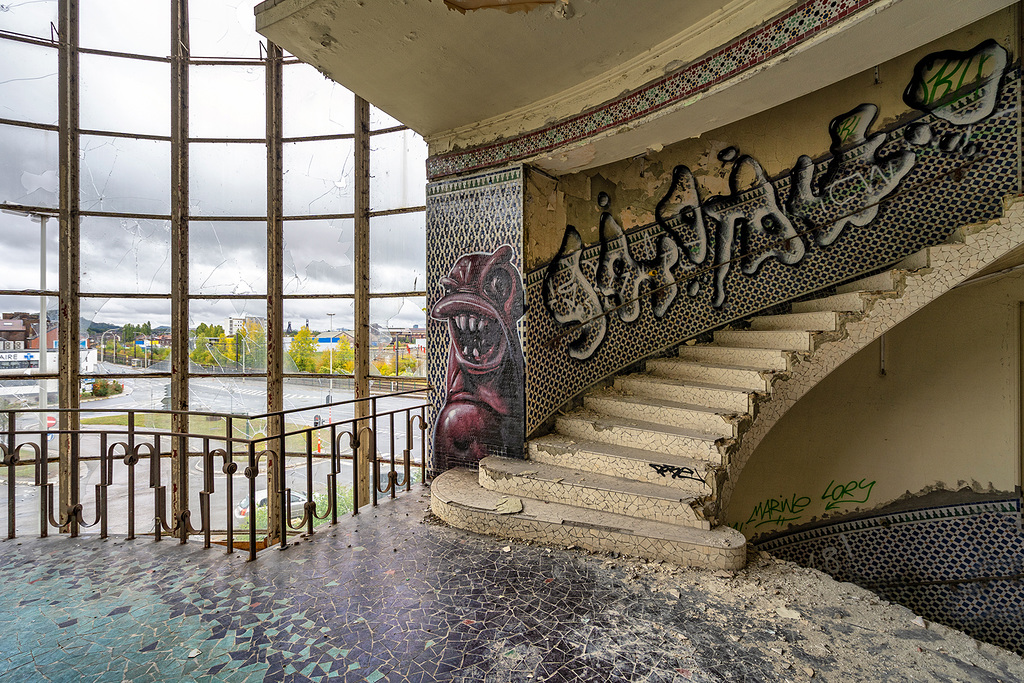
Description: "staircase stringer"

(715, 197), (1024, 524)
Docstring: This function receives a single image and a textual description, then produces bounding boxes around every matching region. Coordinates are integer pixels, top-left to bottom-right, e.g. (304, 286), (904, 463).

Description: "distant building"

(227, 316), (266, 336)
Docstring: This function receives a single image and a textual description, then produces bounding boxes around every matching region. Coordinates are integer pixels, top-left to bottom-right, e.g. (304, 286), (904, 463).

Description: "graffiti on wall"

(431, 245), (525, 466)
(541, 40), (1009, 361)
(732, 476), (878, 534)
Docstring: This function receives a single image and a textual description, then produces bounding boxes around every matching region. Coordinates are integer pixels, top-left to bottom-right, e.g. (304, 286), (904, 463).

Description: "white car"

(233, 489), (308, 522)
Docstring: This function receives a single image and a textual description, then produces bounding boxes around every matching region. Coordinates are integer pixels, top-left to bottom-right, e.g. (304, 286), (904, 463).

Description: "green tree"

(288, 326), (318, 372)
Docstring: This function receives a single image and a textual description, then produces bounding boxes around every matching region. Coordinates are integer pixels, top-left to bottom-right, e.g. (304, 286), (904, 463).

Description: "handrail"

(0, 387), (432, 562)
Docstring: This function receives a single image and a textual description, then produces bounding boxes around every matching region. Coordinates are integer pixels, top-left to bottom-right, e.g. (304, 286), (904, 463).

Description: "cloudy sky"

(0, 0), (428, 334)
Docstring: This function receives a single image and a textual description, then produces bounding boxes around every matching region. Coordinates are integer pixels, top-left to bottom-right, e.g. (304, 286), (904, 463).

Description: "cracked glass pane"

(80, 54), (170, 136)
(370, 129), (427, 212)
(188, 0), (263, 60)
(81, 216), (171, 294)
(188, 299), (267, 376)
(0, 39), (57, 125)
(283, 138), (354, 216)
(0, 123), (58, 208)
(80, 0), (170, 58)
(369, 212), (426, 294)
(189, 221), (267, 296)
(283, 62), (353, 138)
(0, 295), (56, 377)
(80, 296), (171, 376)
(0, 0), (57, 38)
(370, 104), (402, 130)
(190, 64), (265, 139)
(282, 299), (354, 375)
(80, 134), (171, 214)
(283, 219), (353, 295)
(369, 296), (426, 379)
(0, 210), (56, 291)
(189, 142), (266, 216)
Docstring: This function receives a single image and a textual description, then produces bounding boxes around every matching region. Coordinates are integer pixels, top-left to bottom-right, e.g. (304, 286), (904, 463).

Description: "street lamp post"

(326, 312), (334, 423)
(1, 205), (56, 424)
(100, 330), (119, 364)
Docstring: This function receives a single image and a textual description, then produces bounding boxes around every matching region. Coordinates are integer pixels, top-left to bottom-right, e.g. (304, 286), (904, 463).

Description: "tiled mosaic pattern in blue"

(757, 497), (1024, 655)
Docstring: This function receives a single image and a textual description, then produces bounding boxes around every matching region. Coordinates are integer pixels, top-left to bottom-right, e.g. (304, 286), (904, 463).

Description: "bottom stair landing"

(432, 467), (746, 570)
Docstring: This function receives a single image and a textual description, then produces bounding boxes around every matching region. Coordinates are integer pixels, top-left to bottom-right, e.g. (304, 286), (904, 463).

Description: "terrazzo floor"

(1, 487), (1022, 682)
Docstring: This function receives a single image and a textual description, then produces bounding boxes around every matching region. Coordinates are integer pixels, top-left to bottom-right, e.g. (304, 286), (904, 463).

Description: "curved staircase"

(431, 203), (1024, 570)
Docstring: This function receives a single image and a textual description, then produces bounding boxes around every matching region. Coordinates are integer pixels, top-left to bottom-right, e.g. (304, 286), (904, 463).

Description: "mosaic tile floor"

(1, 488), (1022, 682)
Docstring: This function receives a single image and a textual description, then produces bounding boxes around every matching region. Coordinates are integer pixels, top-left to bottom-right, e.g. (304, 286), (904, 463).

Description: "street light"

(100, 330), (119, 364)
(326, 312), (335, 424)
(1, 204), (57, 423)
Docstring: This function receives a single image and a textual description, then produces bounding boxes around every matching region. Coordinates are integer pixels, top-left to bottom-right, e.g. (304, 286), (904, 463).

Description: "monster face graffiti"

(431, 245), (525, 467)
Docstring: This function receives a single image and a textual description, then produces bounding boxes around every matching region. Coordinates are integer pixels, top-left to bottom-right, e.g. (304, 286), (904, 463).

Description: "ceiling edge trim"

(425, 0), (882, 180)
(429, 0), (796, 153)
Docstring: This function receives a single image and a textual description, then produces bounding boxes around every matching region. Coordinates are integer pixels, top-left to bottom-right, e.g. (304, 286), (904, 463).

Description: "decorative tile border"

(426, 166), (525, 474)
(426, 0), (877, 179)
(756, 497), (1024, 653)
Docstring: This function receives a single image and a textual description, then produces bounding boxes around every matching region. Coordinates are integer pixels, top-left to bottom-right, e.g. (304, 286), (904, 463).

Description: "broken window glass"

(79, 296), (170, 375)
(370, 104), (402, 131)
(81, 216), (171, 294)
(80, 53), (171, 136)
(0, 210), (57, 291)
(283, 219), (354, 295)
(189, 142), (266, 216)
(188, 0), (263, 60)
(282, 298), (354, 375)
(283, 138), (354, 216)
(188, 298), (267, 375)
(369, 296), (426, 379)
(0, 123), (58, 208)
(283, 62), (354, 138)
(0, 0), (57, 39)
(369, 212), (426, 293)
(80, 0), (170, 58)
(80, 134), (171, 214)
(0, 39), (57, 125)
(190, 63), (265, 139)
(189, 220), (267, 296)
(370, 129), (427, 212)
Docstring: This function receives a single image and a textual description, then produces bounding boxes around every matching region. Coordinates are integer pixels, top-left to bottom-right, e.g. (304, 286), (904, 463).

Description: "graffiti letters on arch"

(542, 39), (1009, 361)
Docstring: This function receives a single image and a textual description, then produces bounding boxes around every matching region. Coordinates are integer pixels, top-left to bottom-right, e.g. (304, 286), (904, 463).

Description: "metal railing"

(0, 388), (431, 561)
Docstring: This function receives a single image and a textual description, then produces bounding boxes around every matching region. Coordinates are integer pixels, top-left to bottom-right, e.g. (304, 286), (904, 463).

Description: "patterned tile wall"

(756, 497), (1024, 654)
(426, 166), (525, 474)
(427, 0), (878, 179)
(522, 74), (1022, 435)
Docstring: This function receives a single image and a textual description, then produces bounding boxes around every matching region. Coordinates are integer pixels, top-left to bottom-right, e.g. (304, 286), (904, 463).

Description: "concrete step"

(835, 269), (898, 294)
(792, 291), (867, 313)
(896, 249), (930, 271)
(528, 434), (715, 495)
(676, 344), (789, 371)
(584, 391), (737, 437)
(431, 468), (746, 569)
(555, 412), (723, 464)
(713, 329), (813, 352)
(614, 374), (753, 413)
(748, 310), (838, 332)
(645, 358), (770, 392)
(479, 456), (706, 527)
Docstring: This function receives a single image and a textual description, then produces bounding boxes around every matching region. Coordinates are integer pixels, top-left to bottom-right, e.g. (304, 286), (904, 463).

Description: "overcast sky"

(0, 0), (428, 333)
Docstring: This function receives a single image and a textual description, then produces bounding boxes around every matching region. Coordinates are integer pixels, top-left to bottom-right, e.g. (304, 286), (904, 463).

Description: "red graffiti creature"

(431, 245), (524, 467)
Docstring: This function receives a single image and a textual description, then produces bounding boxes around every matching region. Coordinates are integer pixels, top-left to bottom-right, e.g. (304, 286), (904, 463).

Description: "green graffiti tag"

(745, 494), (811, 529)
(833, 114), (861, 144)
(821, 478), (875, 511)
(919, 53), (992, 107)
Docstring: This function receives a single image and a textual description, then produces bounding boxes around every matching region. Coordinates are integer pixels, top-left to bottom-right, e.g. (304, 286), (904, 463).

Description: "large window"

(0, 0), (427, 418)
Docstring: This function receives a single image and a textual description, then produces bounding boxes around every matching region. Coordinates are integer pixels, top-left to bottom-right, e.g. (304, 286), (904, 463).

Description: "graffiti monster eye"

(483, 269), (512, 303)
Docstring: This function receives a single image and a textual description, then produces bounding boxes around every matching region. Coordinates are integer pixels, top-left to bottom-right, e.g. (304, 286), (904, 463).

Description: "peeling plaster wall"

(728, 269), (1024, 538)
(522, 10), (1021, 434)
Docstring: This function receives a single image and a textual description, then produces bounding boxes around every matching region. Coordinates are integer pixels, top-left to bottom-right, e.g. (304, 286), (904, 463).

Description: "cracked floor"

(1, 488), (1022, 682)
